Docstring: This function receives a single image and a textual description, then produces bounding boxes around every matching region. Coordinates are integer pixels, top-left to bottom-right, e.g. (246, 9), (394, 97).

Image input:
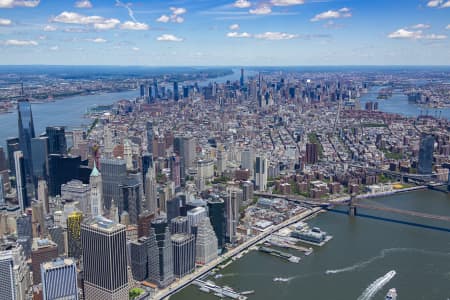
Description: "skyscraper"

(31, 239), (58, 285)
(119, 176), (142, 225)
(123, 139), (133, 171)
(61, 180), (90, 216)
(0, 176), (5, 206)
(6, 137), (20, 178)
(225, 188), (239, 244)
(171, 233), (195, 278)
(100, 157), (126, 210)
(146, 122), (154, 155)
(129, 237), (149, 281)
(46, 126), (67, 155)
(170, 216), (189, 234)
(48, 154), (83, 197)
(89, 162), (102, 217)
(0, 244), (30, 300)
(173, 81), (179, 101)
(81, 216), (128, 300)
(141, 153), (153, 191)
(418, 134), (435, 175)
(187, 206), (207, 234)
(144, 165), (158, 215)
(195, 217), (218, 265)
(255, 156), (268, 191)
(17, 99), (35, 191)
(241, 148), (254, 178)
(166, 197), (181, 223)
(207, 198), (226, 251)
(41, 258), (78, 300)
(147, 218), (174, 288)
(306, 143), (319, 165)
(31, 136), (49, 183)
(137, 210), (154, 238)
(169, 154), (181, 189)
(67, 211), (83, 260)
(14, 151), (28, 211)
(240, 68), (244, 87)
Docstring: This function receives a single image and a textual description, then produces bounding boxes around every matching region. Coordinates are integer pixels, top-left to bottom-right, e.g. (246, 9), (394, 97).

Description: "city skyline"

(0, 0), (448, 66)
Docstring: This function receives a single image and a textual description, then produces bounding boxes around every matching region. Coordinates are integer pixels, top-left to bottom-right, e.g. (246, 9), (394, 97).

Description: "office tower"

(195, 217), (218, 265)
(306, 143), (319, 165)
(187, 206), (207, 233)
(123, 139), (133, 171)
(67, 211), (83, 260)
(38, 180), (49, 215)
(169, 154), (181, 189)
(137, 211), (154, 238)
(139, 84), (145, 98)
(207, 198), (226, 251)
(240, 68), (244, 87)
(46, 126), (67, 155)
(255, 156), (268, 192)
(170, 216), (189, 234)
(147, 218), (174, 287)
(418, 134), (435, 175)
(89, 162), (102, 217)
(16, 213), (32, 238)
(0, 176), (4, 205)
(103, 125), (114, 156)
(17, 99), (36, 189)
(153, 80), (158, 99)
(48, 225), (65, 256)
(241, 148), (254, 177)
(176, 135), (196, 171)
(31, 136), (49, 182)
(31, 239), (58, 284)
(31, 201), (45, 237)
(7, 137), (20, 178)
(0, 244), (30, 300)
(48, 154), (83, 197)
(226, 188), (239, 244)
(166, 197), (180, 223)
(216, 147), (227, 176)
(145, 165), (157, 214)
(120, 176), (142, 225)
(41, 258), (78, 300)
(81, 216), (128, 300)
(141, 153), (153, 190)
(61, 180), (90, 215)
(0, 146), (7, 171)
(242, 181), (253, 203)
(14, 151), (28, 212)
(146, 122), (154, 155)
(171, 233), (195, 278)
(100, 157), (126, 210)
(129, 237), (149, 281)
(173, 81), (179, 101)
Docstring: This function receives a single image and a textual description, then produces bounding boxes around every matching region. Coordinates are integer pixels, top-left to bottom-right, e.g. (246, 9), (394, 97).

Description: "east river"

(173, 190), (450, 300)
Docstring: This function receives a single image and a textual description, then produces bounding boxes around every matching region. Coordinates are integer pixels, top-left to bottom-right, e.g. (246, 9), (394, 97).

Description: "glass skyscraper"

(17, 99), (35, 191)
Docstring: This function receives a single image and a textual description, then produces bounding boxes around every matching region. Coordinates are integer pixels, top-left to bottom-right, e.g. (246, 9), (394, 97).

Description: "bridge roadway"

(151, 207), (321, 300)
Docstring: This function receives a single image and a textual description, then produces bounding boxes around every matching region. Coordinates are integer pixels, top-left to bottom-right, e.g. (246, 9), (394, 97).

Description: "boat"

(214, 274), (224, 279)
(385, 288), (397, 300)
(273, 277), (290, 282)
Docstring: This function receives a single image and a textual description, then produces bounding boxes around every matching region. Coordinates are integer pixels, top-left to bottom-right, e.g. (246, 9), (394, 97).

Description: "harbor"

(193, 279), (254, 300)
(258, 246), (301, 263)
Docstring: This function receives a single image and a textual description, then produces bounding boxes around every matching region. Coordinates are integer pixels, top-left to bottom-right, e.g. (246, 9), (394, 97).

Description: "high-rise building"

(31, 238), (58, 284)
(141, 153), (153, 191)
(129, 237), (149, 281)
(171, 233), (195, 278)
(0, 146), (7, 171)
(48, 225), (65, 256)
(241, 148), (254, 178)
(67, 211), (83, 260)
(17, 99), (36, 191)
(195, 217), (218, 265)
(100, 157), (126, 210)
(0, 244), (30, 300)
(173, 81), (179, 101)
(306, 143), (319, 165)
(177, 136), (196, 172)
(41, 258), (78, 300)
(46, 126), (67, 155)
(123, 139), (133, 171)
(103, 125), (114, 157)
(166, 197), (180, 223)
(418, 134), (435, 175)
(31, 201), (45, 238)
(137, 210), (154, 238)
(119, 176), (142, 225)
(144, 165), (158, 215)
(140, 84), (145, 98)
(147, 218), (174, 287)
(240, 68), (244, 87)
(38, 180), (49, 215)
(146, 122), (154, 155)
(255, 156), (268, 191)
(170, 216), (189, 234)
(207, 198), (226, 251)
(216, 147), (227, 176)
(61, 180), (90, 216)
(187, 206), (207, 234)
(48, 154), (83, 197)
(31, 136), (48, 184)
(16, 213), (32, 239)
(169, 154), (181, 189)
(14, 151), (28, 212)
(225, 188), (240, 244)
(89, 162), (102, 217)
(81, 216), (128, 300)
(6, 137), (20, 178)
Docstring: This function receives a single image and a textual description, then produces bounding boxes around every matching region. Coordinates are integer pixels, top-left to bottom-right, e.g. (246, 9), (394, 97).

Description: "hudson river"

(173, 190), (450, 300)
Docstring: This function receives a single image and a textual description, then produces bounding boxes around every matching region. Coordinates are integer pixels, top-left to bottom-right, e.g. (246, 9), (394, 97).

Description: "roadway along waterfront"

(153, 207), (322, 300)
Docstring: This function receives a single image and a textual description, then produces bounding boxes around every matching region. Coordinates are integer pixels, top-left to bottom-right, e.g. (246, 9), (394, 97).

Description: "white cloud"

(87, 37), (107, 43)
(120, 21), (149, 30)
(3, 39), (38, 46)
(249, 5), (272, 15)
(227, 31), (251, 38)
(0, 0), (39, 8)
(411, 23), (431, 29)
(270, 0), (304, 6)
(52, 11), (120, 30)
(0, 18), (12, 26)
(254, 31), (298, 40)
(233, 0), (251, 8)
(115, 0), (137, 22)
(311, 7), (352, 22)
(156, 34), (183, 42)
(50, 45), (59, 51)
(132, 47), (139, 51)
(388, 28), (447, 40)
(424, 33), (447, 40)
(229, 23), (240, 30)
(426, 0), (450, 8)
(156, 14), (170, 23)
(43, 24), (57, 31)
(171, 15), (184, 23)
(446, 24), (450, 29)
(75, 0), (92, 8)
(170, 7), (187, 15)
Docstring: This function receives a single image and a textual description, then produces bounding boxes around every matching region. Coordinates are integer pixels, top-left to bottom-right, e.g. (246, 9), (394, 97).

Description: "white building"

(195, 217), (218, 265)
(90, 162), (103, 217)
(0, 244), (30, 300)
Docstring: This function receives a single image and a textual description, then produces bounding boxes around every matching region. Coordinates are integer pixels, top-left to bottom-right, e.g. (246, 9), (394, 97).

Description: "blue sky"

(0, 0), (449, 65)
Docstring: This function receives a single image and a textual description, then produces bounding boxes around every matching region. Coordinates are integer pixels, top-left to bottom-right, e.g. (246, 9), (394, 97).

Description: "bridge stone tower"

(447, 172), (450, 192)
(348, 195), (357, 216)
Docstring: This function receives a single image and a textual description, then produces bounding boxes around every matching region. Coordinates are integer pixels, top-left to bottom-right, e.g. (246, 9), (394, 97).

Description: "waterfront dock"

(258, 246), (301, 263)
(193, 280), (248, 300)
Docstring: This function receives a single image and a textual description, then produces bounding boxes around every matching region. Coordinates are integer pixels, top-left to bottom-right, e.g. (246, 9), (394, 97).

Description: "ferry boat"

(273, 277), (290, 282)
(385, 288), (397, 300)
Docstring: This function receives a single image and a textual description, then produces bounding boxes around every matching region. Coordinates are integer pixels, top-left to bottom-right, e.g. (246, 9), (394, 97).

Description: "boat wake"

(356, 270), (396, 300)
(325, 248), (449, 275)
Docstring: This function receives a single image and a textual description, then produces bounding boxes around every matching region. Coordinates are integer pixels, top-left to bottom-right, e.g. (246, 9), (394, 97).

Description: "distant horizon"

(0, 64), (449, 68)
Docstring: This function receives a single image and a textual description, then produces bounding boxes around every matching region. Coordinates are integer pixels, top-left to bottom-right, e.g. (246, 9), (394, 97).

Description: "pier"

(193, 280), (248, 300)
(258, 246), (301, 263)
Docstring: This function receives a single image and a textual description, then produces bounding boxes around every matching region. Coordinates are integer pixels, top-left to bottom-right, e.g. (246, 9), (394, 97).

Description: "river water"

(173, 190), (450, 300)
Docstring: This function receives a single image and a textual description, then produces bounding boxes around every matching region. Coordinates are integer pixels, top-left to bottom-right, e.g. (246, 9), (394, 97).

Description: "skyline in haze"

(0, 0), (449, 66)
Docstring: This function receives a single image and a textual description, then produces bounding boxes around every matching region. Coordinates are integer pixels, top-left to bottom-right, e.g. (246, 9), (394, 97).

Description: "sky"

(0, 0), (449, 66)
